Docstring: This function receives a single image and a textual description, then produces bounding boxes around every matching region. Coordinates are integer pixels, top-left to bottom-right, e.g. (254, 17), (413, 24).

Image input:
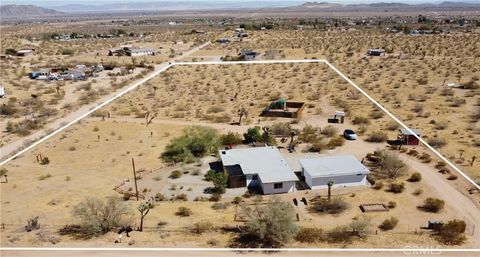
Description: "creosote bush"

(407, 172), (422, 182)
(310, 197), (349, 214)
(420, 198), (445, 213)
(379, 217), (399, 231)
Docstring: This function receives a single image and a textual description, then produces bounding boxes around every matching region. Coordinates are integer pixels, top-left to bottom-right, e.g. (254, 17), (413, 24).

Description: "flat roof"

(400, 128), (421, 136)
(219, 146), (298, 183)
(299, 155), (369, 178)
(128, 48), (156, 53)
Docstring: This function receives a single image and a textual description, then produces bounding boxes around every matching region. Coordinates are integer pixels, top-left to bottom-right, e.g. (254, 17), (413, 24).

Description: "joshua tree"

(237, 106), (248, 126)
(327, 181), (334, 201)
(138, 201), (154, 232)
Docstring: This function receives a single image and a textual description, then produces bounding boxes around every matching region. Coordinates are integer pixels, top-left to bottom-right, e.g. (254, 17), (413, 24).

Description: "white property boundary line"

(1, 59), (479, 253)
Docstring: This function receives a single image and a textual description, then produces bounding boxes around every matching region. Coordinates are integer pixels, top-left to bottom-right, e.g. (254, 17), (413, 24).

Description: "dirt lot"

(1, 61), (479, 248)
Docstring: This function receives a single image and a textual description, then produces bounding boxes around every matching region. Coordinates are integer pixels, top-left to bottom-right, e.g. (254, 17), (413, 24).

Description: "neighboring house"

(240, 49), (257, 60)
(28, 69), (50, 79)
(16, 49), (35, 57)
(0, 86), (5, 98)
(219, 146), (298, 195)
(398, 128), (421, 145)
(299, 155), (370, 190)
(366, 48), (386, 56)
(216, 38), (231, 44)
(126, 48), (156, 56)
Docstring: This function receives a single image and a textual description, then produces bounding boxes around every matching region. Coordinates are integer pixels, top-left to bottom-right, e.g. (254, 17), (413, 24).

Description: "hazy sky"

(1, 0), (477, 6)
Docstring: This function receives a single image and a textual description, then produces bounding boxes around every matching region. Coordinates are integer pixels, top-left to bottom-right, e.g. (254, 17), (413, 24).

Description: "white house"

(126, 48), (156, 56)
(219, 146), (298, 195)
(299, 155), (370, 190)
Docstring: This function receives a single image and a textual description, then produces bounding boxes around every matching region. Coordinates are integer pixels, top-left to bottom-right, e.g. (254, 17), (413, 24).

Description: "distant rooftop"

(219, 146), (298, 183)
(400, 128), (421, 136)
(299, 155), (369, 178)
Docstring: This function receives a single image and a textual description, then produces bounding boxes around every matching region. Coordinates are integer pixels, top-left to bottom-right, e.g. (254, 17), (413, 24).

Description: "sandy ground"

(0, 41), (212, 161)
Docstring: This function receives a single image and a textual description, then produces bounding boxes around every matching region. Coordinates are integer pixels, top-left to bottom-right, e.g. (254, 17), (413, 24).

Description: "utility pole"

(132, 158), (139, 201)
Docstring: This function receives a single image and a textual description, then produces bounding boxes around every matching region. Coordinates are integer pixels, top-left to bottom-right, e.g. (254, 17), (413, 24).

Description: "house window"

(252, 175), (258, 180)
(274, 183), (283, 189)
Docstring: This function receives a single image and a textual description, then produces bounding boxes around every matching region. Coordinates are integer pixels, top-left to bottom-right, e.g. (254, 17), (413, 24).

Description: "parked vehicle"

(343, 129), (357, 140)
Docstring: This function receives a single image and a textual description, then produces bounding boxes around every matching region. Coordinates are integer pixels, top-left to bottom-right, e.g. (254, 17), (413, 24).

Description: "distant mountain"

(48, 1), (299, 13)
(0, 4), (63, 17)
(299, 2), (342, 9)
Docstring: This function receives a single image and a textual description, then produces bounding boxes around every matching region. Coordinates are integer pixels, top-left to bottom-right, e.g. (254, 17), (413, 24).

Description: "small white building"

(219, 146), (298, 195)
(299, 155), (370, 190)
(0, 86), (5, 98)
(126, 48), (156, 56)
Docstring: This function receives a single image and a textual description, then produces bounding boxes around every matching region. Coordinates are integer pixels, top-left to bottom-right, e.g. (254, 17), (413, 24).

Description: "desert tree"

(371, 150), (407, 179)
(237, 106), (248, 126)
(138, 200), (154, 231)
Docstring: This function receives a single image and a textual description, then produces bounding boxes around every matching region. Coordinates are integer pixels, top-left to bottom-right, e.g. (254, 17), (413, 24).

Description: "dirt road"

(0, 42), (211, 162)
(400, 155), (480, 247)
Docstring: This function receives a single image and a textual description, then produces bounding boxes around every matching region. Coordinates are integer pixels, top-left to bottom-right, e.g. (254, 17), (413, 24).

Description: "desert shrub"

(169, 170), (182, 179)
(326, 136), (345, 148)
(176, 207), (192, 217)
(307, 140), (326, 152)
(387, 201), (397, 209)
(270, 122), (297, 137)
(321, 125), (337, 137)
(379, 217), (399, 231)
(205, 170), (228, 194)
(210, 198), (229, 208)
(71, 198), (131, 237)
(407, 172), (422, 182)
(299, 124), (321, 143)
(38, 173), (52, 180)
(386, 121), (400, 131)
(232, 196), (243, 204)
(220, 132), (243, 145)
(370, 109), (384, 119)
(413, 189), (424, 196)
(371, 150), (407, 179)
(447, 175), (458, 180)
(295, 227), (323, 243)
(372, 181), (383, 190)
(352, 116), (370, 125)
(161, 126), (220, 163)
(386, 182), (405, 193)
(60, 48), (74, 55)
(0, 167), (8, 176)
(243, 126), (262, 144)
(192, 220), (213, 234)
(427, 138), (447, 148)
(25, 216), (40, 232)
(420, 198), (445, 213)
(122, 193), (131, 201)
(366, 132), (388, 143)
(310, 197), (349, 214)
(209, 193), (222, 202)
(175, 193), (188, 201)
(435, 219), (467, 245)
(240, 198), (298, 247)
(154, 193), (166, 201)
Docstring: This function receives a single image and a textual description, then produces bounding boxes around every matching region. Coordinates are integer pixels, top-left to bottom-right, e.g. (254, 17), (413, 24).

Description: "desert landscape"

(1, 1), (480, 256)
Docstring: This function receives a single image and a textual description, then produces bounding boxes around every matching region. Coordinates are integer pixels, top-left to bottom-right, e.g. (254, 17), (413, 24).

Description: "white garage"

(299, 155), (370, 190)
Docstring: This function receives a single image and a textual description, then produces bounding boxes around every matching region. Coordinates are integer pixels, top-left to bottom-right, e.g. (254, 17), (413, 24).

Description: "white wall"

(260, 180), (295, 195)
(305, 170), (368, 190)
(246, 174), (260, 187)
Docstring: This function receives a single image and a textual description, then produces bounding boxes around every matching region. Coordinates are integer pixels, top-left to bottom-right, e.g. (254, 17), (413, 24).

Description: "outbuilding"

(299, 155), (370, 190)
(398, 128), (421, 145)
(16, 49), (35, 57)
(219, 146), (298, 194)
(367, 48), (386, 56)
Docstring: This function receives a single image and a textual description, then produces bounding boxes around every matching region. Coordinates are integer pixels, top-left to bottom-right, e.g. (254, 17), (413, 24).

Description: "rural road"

(0, 41), (211, 162)
(2, 250), (479, 257)
(400, 155), (480, 247)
